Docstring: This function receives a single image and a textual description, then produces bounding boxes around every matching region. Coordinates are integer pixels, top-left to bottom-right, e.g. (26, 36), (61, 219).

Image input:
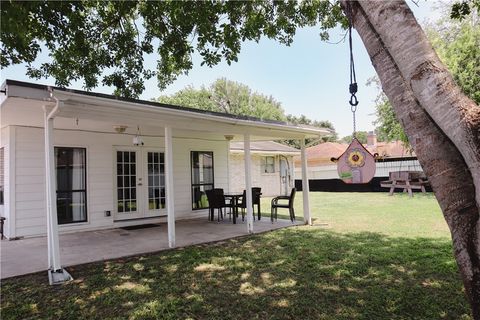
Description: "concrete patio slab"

(1, 218), (300, 279)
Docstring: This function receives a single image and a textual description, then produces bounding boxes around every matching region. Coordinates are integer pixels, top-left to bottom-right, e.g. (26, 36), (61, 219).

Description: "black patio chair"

(271, 188), (296, 222)
(238, 187), (262, 221)
(205, 188), (231, 222)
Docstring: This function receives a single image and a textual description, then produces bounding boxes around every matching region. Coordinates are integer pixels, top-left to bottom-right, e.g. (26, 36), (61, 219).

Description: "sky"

(0, 1), (442, 138)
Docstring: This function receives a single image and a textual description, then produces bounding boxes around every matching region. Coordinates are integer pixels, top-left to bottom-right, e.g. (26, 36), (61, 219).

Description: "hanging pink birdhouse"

(336, 138), (376, 184)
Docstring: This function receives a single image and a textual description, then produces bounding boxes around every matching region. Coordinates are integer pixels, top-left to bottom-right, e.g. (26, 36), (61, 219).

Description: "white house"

(0, 80), (327, 282)
(229, 141), (299, 197)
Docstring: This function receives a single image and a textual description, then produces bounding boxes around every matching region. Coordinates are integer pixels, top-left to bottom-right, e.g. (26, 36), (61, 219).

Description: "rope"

(346, 1), (358, 138)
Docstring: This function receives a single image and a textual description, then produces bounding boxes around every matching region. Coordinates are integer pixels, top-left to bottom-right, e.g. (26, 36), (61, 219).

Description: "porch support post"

(244, 133), (253, 233)
(44, 108), (62, 272)
(43, 102), (72, 285)
(165, 126), (176, 248)
(300, 138), (312, 225)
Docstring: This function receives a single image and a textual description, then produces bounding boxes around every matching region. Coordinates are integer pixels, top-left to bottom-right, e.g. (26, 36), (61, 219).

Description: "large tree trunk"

(340, 1), (480, 317)
(358, 0), (480, 210)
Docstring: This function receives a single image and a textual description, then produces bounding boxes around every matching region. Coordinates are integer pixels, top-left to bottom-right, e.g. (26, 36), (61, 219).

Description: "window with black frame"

(191, 151), (214, 210)
(55, 147), (87, 224)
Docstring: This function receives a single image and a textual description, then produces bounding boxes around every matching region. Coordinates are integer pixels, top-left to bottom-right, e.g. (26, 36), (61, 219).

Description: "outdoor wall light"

(113, 125), (128, 133)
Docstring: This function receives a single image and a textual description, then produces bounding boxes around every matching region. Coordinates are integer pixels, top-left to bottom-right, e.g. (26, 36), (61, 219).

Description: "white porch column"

(226, 140), (231, 193)
(300, 138), (312, 225)
(244, 133), (253, 233)
(44, 108), (62, 272)
(165, 126), (176, 248)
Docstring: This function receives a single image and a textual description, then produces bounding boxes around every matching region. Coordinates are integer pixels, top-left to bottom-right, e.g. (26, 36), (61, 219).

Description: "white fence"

(295, 159), (424, 180)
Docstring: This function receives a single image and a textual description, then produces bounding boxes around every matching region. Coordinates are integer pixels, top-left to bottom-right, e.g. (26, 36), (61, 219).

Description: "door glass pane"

(55, 147), (87, 224)
(191, 151), (214, 209)
(117, 151), (137, 213)
(147, 152), (165, 210)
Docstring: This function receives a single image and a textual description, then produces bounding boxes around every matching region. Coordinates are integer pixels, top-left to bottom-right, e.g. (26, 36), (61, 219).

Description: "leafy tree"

(156, 79), (337, 147)
(157, 78), (286, 121)
(450, 0), (480, 20)
(427, 10), (480, 104)
(341, 131), (368, 144)
(367, 77), (409, 143)
(1, 1), (345, 98)
(285, 114), (338, 141)
(156, 85), (216, 112)
(279, 114), (337, 148)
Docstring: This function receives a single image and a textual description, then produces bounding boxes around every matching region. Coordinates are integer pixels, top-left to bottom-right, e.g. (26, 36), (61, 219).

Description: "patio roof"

(1, 79), (331, 141)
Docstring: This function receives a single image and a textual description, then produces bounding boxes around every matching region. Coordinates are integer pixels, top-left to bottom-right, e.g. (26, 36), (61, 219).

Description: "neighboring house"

(294, 133), (423, 181)
(0, 80), (329, 247)
(229, 141), (299, 197)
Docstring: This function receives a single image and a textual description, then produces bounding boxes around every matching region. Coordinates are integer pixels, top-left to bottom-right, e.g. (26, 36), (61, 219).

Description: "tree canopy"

(156, 78), (286, 121)
(282, 114), (337, 148)
(341, 131), (368, 144)
(156, 78), (338, 147)
(1, 1), (345, 98)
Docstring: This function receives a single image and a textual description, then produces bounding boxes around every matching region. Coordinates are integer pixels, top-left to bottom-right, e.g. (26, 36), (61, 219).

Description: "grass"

(1, 192), (471, 319)
(261, 192), (450, 238)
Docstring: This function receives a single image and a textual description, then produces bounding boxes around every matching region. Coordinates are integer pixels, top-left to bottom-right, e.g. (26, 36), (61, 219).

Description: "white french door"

(114, 148), (166, 221)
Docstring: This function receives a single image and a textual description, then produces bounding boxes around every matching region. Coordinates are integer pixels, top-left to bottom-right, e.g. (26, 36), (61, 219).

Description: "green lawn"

(1, 192), (471, 319)
(261, 192), (450, 238)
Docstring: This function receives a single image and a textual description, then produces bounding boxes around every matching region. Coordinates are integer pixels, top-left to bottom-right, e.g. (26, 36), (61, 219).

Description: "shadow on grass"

(1, 228), (471, 320)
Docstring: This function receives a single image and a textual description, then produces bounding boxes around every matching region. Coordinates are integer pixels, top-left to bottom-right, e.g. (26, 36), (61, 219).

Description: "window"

(191, 151), (214, 210)
(55, 147), (87, 224)
(261, 156), (275, 173)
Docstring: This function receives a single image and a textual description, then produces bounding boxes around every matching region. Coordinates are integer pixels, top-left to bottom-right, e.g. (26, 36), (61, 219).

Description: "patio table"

(224, 193), (243, 224)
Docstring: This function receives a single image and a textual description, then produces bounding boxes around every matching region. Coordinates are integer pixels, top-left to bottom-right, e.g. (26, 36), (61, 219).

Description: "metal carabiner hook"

(349, 94), (359, 107)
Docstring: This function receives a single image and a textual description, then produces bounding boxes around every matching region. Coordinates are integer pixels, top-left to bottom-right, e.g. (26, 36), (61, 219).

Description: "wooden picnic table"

(380, 171), (429, 197)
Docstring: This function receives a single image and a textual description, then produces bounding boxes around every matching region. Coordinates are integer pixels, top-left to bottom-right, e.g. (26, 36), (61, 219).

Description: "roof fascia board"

(53, 89), (328, 137)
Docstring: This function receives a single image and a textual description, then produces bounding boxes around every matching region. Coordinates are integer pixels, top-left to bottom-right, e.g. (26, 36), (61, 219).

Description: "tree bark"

(340, 1), (480, 317)
(358, 0), (480, 210)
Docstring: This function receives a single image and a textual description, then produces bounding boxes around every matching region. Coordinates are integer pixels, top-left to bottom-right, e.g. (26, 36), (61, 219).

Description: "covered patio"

(1, 80), (329, 284)
(1, 217), (301, 279)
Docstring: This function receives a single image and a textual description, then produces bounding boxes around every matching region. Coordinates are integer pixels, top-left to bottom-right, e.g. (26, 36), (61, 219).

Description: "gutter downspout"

(43, 90), (72, 284)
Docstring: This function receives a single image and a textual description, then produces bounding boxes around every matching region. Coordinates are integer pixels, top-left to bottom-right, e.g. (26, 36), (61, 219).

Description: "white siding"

(12, 126), (229, 237)
(170, 138), (229, 219)
(15, 126), (46, 237)
(229, 153), (294, 197)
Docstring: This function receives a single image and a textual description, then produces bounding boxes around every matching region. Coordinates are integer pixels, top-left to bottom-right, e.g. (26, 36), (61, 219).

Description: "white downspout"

(43, 91), (71, 284)
(43, 95), (62, 272)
